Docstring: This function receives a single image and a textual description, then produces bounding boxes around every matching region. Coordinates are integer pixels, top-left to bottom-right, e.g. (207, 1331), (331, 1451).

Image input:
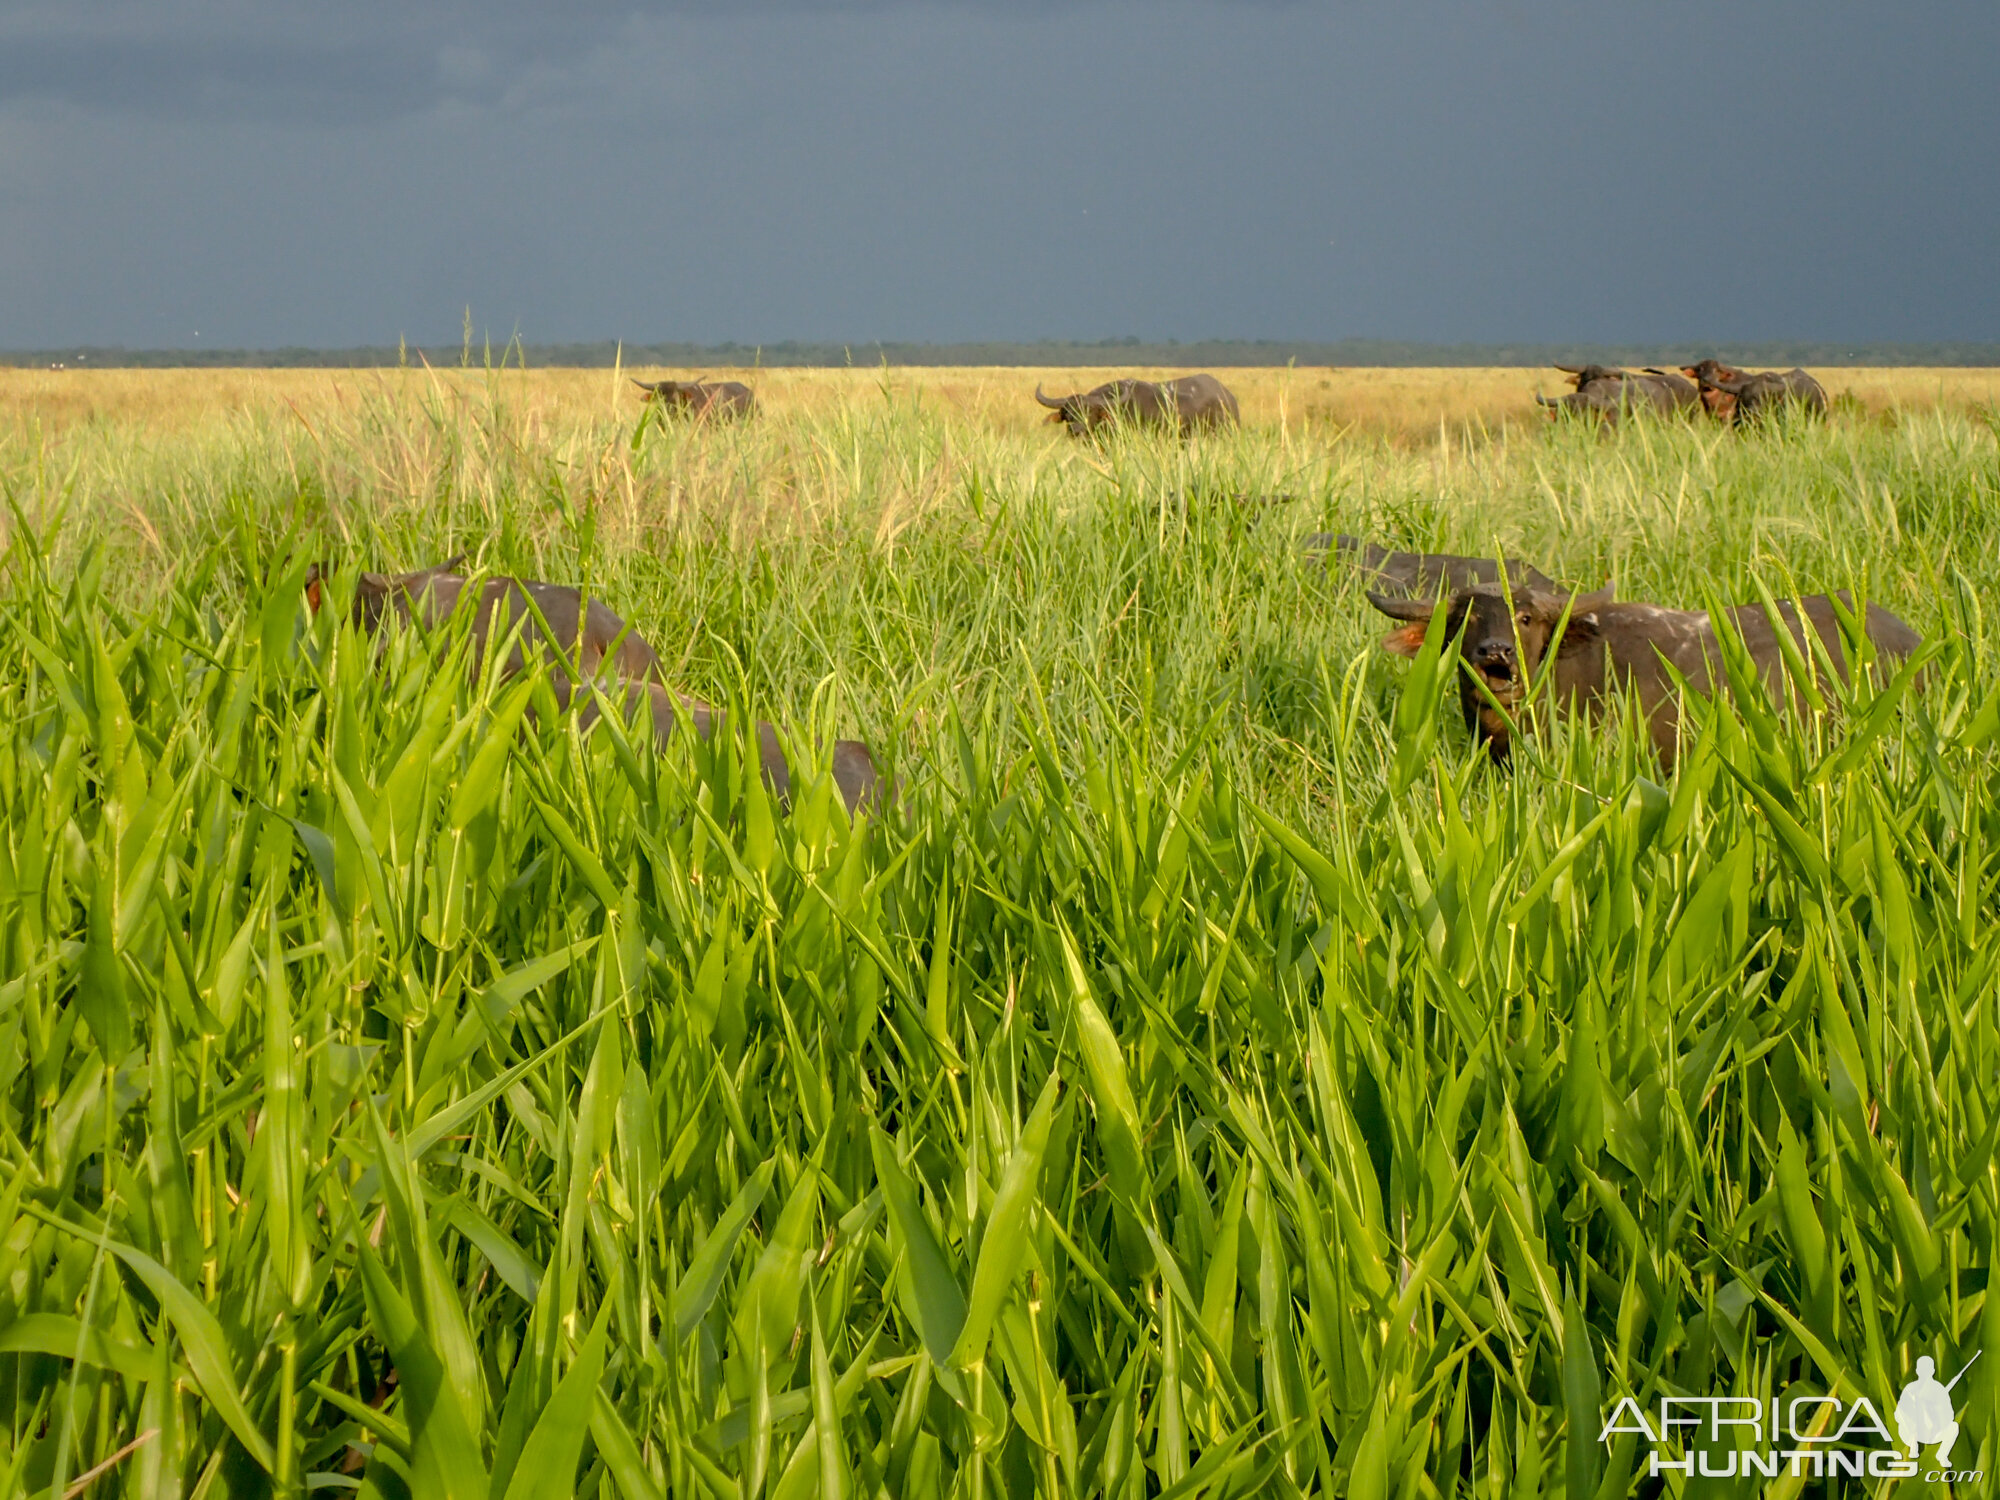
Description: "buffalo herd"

(1536, 359), (1828, 427)
(630, 370), (1245, 435)
(631, 359), (1825, 434)
(319, 530), (1919, 805)
(321, 358), (1896, 805)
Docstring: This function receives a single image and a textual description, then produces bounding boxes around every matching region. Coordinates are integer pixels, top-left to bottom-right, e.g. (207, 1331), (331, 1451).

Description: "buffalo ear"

(1366, 589), (1437, 623)
(1550, 586), (1612, 654)
(1381, 622), (1431, 658)
(1553, 614), (1601, 654)
(303, 563), (327, 613)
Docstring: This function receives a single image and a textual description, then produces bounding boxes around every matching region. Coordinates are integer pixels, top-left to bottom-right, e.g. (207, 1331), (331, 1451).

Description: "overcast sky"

(2, 1), (1995, 349)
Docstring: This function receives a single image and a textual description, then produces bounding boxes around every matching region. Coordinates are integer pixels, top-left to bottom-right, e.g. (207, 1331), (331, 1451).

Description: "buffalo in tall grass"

(631, 377), (757, 419)
(1034, 373), (1240, 435)
(1709, 367), (1829, 423)
(1679, 360), (1827, 424)
(310, 560), (882, 813)
(1676, 358), (1748, 421)
(1371, 579), (1922, 765)
(1536, 364), (1701, 423)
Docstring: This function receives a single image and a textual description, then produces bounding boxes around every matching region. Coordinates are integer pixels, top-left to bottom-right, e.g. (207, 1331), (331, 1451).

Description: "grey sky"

(2, 2), (1995, 349)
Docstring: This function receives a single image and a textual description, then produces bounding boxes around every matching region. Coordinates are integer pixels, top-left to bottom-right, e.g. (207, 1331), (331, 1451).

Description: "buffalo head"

(1369, 581), (1614, 761)
(1034, 383), (1094, 432)
(1553, 363), (1630, 390)
(305, 555), (468, 623)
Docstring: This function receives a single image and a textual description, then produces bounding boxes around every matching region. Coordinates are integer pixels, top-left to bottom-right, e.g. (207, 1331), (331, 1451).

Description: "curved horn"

(1565, 585), (1615, 616)
(1033, 383), (1065, 409)
(630, 377), (655, 390)
(1366, 590), (1439, 623)
(1552, 363), (1583, 374)
(1535, 393), (1560, 407)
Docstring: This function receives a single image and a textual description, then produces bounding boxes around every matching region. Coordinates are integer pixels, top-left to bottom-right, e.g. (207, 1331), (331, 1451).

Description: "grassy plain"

(10, 363), (2000, 445)
(1, 366), (1998, 1497)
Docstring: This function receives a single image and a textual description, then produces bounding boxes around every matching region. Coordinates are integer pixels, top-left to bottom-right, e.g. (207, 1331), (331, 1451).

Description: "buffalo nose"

(1475, 640), (1516, 676)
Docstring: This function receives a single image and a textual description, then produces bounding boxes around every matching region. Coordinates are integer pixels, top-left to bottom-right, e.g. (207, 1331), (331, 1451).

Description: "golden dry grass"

(5, 363), (1996, 446)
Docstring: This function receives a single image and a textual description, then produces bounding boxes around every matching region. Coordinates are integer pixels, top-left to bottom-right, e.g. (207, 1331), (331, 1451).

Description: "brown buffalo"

(1305, 533), (1557, 597)
(1369, 579), (1920, 767)
(308, 561), (881, 814)
(1536, 364), (1700, 423)
(632, 378), (757, 420)
(1705, 367), (1828, 423)
(1676, 359), (1749, 422)
(1034, 373), (1240, 435)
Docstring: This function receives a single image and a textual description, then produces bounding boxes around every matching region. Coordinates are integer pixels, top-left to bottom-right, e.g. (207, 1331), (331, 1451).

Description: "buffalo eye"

(1516, 610), (1532, 626)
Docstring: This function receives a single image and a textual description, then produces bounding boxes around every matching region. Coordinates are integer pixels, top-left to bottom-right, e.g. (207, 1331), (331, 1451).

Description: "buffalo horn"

(1366, 590), (1439, 623)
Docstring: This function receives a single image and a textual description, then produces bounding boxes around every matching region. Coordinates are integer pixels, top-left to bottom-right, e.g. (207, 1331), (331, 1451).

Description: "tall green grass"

(1, 384), (1997, 1496)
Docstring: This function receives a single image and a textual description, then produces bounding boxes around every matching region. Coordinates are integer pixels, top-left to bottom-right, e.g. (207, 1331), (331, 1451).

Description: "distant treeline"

(10, 338), (2000, 369)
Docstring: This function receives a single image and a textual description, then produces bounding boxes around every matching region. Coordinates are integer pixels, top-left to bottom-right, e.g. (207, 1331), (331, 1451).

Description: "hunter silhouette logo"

(1897, 1353), (1978, 1467)
(1601, 1348), (1985, 1485)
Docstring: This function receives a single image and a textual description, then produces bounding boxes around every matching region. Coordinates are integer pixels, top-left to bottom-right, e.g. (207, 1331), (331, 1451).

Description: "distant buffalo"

(1676, 359), (1750, 422)
(1035, 374), (1240, 436)
(308, 560), (881, 814)
(1369, 579), (1920, 767)
(1536, 365), (1700, 423)
(1306, 533), (1557, 597)
(1686, 364), (1828, 424)
(632, 378), (757, 420)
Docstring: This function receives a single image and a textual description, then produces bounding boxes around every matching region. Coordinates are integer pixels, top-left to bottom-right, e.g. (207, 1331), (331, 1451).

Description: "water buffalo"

(1305, 533), (1557, 597)
(307, 561), (882, 814)
(1675, 359), (1749, 422)
(1703, 367), (1828, 424)
(1369, 580), (1920, 767)
(632, 378), (757, 420)
(1537, 365), (1700, 423)
(1034, 374), (1240, 436)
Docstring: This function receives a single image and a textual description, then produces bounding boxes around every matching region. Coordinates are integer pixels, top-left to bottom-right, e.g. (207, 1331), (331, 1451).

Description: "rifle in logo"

(1896, 1352), (1979, 1467)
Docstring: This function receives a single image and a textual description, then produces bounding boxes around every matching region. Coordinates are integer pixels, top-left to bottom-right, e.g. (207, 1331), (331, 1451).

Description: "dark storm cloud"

(0, 4), (628, 120)
(0, 0), (1167, 120)
(2, 1), (1995, 348)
